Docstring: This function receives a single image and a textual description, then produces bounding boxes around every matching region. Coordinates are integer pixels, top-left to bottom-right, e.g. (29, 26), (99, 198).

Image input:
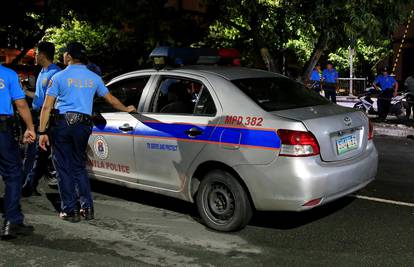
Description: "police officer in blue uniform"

(22, 42), (61, 196)
(0, 64), (36, 239)
(373, 67), (399, 120)
(322, 62), (339, 103)
(309, 63), (322, 93)
(38, 42), (136, 222)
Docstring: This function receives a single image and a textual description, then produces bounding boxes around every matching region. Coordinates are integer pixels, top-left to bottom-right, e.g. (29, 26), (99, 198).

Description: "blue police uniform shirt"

(33, 63), (61, 111)
(310, 69), (321, 81)
(46, 65), (109, 116)
(0, 64), (25, 116)
(322, 69), (339, 83)
(374, 74), (396, 91)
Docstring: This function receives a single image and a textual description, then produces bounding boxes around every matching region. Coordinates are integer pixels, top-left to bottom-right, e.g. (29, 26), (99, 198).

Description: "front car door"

(133, 74), (220, 191)
(87, 74), (153, 184)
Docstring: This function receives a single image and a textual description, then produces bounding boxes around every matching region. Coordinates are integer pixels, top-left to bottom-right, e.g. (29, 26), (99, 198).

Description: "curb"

(373, 123), (414, 137)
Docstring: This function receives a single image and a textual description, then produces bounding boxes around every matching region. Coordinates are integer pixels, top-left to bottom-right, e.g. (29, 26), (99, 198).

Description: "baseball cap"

(60, 42), (87, 60)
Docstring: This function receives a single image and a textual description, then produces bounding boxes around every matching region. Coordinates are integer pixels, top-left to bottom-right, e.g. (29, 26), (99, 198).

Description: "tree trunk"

(259, 47), (277, 72)
(302, 32), (329, 81)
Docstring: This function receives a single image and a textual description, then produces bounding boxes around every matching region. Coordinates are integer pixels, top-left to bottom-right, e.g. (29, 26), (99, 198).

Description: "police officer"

(322, 62), (339, 103)
(373, 67), (398, 121)
(38, 42), (136, 222)
(22, 42), (61, 197)
(0, 63), (36, 239)
(309, 63), (322, 93)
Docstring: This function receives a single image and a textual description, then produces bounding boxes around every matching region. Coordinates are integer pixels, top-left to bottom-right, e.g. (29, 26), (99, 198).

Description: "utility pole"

(349, 46), (354, 96)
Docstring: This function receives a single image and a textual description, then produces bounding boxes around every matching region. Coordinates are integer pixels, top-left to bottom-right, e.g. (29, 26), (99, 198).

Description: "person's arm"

(373, 77), (380, 91)
(10, 72), (35, 143)
(102, 93), (136, 113)
(14, 99), (36, 143)
(23, 88), (35, 98)
(38, 95), (56, 151)
(393, 81), (399, 97)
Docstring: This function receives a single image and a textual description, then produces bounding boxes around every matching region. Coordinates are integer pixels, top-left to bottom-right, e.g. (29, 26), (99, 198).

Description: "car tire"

(196, 170), (252, 232)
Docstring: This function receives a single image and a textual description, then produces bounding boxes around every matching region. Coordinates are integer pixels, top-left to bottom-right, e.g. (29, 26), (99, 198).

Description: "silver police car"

(87, 50), (378, 232)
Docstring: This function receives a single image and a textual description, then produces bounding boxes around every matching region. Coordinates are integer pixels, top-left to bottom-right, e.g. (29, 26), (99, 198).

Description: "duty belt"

(57, 112), (92, 126)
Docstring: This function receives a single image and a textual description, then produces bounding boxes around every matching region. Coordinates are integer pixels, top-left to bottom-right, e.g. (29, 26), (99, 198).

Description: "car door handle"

(119, 124), (134, 132)
(184, 127), (203, 137)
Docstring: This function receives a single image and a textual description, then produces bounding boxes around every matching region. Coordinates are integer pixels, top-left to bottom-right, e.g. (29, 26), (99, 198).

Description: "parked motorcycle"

(353, 87), (409, 119)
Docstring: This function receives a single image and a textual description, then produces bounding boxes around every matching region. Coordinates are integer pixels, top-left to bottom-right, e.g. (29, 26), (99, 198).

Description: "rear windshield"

(232, 77), (330, 111)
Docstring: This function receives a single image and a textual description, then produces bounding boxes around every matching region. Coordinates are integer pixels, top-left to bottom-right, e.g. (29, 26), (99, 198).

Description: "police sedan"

(86, 48), (378, 232)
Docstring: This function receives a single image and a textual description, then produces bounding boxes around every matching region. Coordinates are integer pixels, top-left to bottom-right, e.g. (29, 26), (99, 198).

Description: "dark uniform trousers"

(377, 89), (394, 120)
(0, 125), (24, 224)
(324, 82), (337, 103)
(23, 113), (51, 190)
(51, 119), (92, 213)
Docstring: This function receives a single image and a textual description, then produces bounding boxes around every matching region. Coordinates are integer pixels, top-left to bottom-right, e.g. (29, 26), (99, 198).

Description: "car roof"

(111, 66), (285, 83)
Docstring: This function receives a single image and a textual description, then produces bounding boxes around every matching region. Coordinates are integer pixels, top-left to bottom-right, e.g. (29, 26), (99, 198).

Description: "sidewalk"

(336, 96), (414, 138)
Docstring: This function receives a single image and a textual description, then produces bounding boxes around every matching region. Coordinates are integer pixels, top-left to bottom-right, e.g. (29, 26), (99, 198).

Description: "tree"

(204, 0), (291, 71)
(285, 0), (411, 80)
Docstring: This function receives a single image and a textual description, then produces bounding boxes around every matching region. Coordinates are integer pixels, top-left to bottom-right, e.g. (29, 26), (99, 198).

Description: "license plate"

(336, 135), (358, 155)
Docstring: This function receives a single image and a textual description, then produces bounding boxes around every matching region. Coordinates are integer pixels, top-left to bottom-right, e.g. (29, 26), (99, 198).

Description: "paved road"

(0, 136), (413, 266)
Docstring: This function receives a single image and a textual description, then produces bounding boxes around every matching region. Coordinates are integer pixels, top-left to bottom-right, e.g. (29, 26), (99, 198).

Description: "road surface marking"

(351, 194), (414, 207)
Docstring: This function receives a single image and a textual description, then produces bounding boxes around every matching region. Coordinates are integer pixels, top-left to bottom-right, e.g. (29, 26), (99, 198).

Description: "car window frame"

(94, 73), (155, 114)
(143, 74), (218, 117)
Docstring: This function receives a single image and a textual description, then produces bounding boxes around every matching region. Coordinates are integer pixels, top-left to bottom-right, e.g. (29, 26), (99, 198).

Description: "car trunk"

(272, 104), (369, 162)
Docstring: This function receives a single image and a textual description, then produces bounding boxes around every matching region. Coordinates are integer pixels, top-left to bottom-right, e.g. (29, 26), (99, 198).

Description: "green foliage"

(204, 0), (412, 77)
(328, 40), (393, 78)
(44, 17), (131, 63)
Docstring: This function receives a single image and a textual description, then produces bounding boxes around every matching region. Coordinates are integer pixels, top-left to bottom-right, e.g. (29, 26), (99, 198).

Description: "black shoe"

(1, 221), (34, 240)
(59, 210), (81, 223)
(80, 208), (94, 220)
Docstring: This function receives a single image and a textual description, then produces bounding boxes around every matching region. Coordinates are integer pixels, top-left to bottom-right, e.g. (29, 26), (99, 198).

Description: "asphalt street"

(0, 136), (413, 267)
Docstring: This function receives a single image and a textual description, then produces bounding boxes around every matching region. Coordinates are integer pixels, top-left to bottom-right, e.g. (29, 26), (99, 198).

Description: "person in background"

(309, 63), (322, 93)
(86, 60), (102, 76)
(373, 67), (398, 121)
(22, 42), (61, 197)
(322, 62), (339, 103)
(404, 73), (414, 120)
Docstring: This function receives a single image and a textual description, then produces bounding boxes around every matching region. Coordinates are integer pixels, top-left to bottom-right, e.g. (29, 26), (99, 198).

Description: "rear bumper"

(234, 141), (378, 211)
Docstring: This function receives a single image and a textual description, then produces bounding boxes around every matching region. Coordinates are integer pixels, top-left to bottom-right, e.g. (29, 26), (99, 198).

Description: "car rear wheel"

(196, 170), (252, 232)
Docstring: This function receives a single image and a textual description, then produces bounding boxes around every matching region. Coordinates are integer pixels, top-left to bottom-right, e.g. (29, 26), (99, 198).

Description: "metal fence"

(337, 78), (367, 96)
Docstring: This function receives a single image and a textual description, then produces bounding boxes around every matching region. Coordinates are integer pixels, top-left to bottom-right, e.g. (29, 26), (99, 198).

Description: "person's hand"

(39, 134), (50, 151)
(126, 105), (137, 113)
(393, 91), (398, 97)
(23, 129), (36, 144)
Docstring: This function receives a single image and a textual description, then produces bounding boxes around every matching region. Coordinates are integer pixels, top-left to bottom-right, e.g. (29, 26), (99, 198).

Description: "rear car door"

(133, 74), (219, 191)
(87, 75), (152, 184)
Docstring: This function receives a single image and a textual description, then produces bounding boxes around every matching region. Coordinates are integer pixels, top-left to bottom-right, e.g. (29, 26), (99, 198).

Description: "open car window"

(94, 76), (150, 113)
(149, 77), (216, 116)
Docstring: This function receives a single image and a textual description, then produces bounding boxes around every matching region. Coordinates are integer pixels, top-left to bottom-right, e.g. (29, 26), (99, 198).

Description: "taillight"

(277, 129), (320, 157)
(368, 120), (374, 140)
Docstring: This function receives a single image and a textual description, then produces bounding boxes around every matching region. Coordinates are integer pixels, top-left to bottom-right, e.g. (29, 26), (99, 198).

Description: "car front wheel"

(196, 170), (252, 232)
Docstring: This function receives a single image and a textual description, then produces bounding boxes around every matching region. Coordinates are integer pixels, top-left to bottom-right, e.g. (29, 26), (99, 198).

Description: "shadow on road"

(88, 179), (355, 231)
(90, 179), (199, 217)
(250, 197), (355, 230)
